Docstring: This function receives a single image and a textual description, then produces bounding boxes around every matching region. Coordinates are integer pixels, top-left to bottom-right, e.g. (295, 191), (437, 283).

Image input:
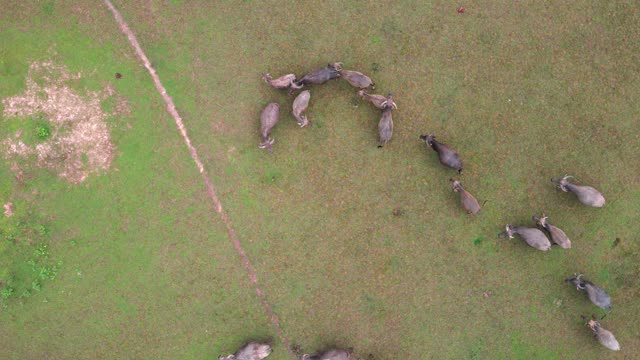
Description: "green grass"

(0, 114), (52, 145)
(0, 3), (276, 359)
(1, 1), (640, 359)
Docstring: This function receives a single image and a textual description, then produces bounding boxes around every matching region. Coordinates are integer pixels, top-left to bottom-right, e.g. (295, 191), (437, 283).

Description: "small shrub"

(35, 125), (51, 140)
(1, 286), (14, 299)
(38, 264), (59, 280)
(0, 209), (58, 307)
(473, 236), (486, 246)
(31, 280), (41, 292)
(35, 243), (48, 257)
(36, 224), (48, 236)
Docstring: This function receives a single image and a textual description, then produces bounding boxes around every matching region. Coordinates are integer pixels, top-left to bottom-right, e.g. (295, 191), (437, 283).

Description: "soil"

(3, 201), (13, 217)
(1, 61), (123, 184)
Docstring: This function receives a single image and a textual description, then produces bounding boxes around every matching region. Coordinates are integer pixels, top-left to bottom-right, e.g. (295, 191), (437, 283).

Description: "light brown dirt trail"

(103, 1), (295, 357)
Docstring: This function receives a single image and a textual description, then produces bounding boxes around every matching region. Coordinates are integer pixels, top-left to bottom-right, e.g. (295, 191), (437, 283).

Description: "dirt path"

(102, 1), (295, 357)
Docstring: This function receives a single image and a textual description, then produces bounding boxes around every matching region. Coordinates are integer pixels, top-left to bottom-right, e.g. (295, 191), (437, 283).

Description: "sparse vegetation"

(0, 286), (14, 300)
(35, 124), (50, 140)
(0, 210), (58, 306)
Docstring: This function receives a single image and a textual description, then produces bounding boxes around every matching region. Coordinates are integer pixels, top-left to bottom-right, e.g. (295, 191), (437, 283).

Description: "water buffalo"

(551, 175), (605, 207)
(450, 179), (481, 215)
(340, 69), (374, 89)
(292, 90), (311, 127)
(498, 225), (551, 251)
(302, 349), (352, 360)
(420, 133), (463, 173)
(262, 73), (301, 91)
(295, 63), (342, 88)
(566, 274), (612, 310)
(381, 93), (397, 110)
(357, 90), (397, 110)
(532, 214), (571, 248)
(583, 316), (620, 351)
(378, 107), (393, 147)
(219, 342), (272, 360)
(258, 103), (280, 152)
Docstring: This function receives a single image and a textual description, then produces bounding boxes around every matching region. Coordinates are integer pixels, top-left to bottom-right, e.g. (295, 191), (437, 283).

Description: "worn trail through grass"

(102, 0), (294, 357)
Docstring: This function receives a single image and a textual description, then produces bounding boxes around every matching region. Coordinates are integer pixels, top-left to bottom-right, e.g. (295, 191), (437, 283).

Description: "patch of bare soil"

(3, 201), (13, 217)
(1, 61), (124, 184)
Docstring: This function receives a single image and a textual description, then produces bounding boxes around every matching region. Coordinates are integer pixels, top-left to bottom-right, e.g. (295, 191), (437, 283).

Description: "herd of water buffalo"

(259, 62), (397, 151)
(226, 63), (621, 358)
(219, 345), (353, 360)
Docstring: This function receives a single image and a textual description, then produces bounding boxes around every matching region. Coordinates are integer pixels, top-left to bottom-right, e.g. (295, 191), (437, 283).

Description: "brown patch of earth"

(9, 162), (25, 182)
(3, 201), (13, 217)
(1, 61), (126, 184)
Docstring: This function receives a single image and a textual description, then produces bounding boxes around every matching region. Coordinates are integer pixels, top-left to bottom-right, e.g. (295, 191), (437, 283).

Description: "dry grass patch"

(1, 60), (124, 184)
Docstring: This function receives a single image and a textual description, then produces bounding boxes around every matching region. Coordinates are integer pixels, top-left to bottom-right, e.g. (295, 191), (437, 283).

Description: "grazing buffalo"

(498, 225), (551, 251)
(378, 107), (393, 147)
(262, 73), (301, 91)
(450, 179), (481, 215)
(551, 175), (605, 207)
(340, 69), (374, 89)
(292, 90), (311, 127)
(583, 316), (620, 351)
(420, 133), (463, 173)
(295, 63), (342, 88)
(357, 90), (397, 110)
(381, 93), (397, 110)
(219, 342), (272, 360)
(258, 103), (280, 152)
(532, 214), (571, 248)
(566, 274), (612, 310)
(302, 349), (352, 360)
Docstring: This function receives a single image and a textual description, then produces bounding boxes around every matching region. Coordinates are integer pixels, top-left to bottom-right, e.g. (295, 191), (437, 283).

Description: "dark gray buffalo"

(566, 274), (612, 310)
(420, 133), (463, 174)
(295, 63), (342, 88)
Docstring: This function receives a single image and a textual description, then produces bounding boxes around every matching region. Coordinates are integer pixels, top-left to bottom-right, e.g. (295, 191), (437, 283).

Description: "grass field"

(1, 1), (639, 359)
